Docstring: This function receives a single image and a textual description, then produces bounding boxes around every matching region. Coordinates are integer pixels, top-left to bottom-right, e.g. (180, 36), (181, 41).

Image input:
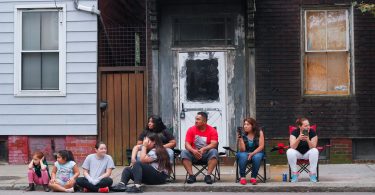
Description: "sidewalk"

(0, 164), (374, 192)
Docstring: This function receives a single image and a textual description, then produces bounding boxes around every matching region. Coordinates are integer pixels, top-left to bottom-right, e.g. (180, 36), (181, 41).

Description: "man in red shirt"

(180, 112), (219, 184)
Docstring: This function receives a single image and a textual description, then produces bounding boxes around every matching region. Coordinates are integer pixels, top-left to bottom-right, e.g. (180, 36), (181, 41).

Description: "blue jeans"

(236, 151), (264, 178)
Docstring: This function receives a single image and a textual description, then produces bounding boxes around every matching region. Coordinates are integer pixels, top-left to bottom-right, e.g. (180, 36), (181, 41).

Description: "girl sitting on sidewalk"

(48, 150), (80, 192)
(111, 133), (172, 193)
(25, 151), (50, 192)
(76, 142), (115, 193)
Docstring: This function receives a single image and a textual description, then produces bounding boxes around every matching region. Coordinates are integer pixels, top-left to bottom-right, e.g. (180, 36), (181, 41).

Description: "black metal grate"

(99, 25), (147, 67)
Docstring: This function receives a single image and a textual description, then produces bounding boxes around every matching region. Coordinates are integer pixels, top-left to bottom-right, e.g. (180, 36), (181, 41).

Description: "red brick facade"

(65, 136), (97, 164)
(8, 136), (29, 164)
(330, 138), (352, 164)
(8, 135), (97, 165)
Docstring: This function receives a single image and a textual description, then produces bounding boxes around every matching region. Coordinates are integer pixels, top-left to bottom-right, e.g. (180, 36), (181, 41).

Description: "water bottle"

(282, 173), (287, 182)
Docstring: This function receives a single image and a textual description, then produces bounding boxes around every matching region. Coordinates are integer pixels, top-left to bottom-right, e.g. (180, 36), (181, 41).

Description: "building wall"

(8, 135), (96, 164)
(255, 0), (375, 162)
(157, 0), (247, 149)
(0, 0), (98, 135)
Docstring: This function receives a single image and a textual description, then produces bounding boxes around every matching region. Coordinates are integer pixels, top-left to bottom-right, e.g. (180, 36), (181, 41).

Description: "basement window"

(353, 139), (375, 160)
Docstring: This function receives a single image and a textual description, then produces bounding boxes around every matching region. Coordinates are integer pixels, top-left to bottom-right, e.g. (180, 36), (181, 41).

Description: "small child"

(48, 150), (80, 192)
(25, 151), (50, 192)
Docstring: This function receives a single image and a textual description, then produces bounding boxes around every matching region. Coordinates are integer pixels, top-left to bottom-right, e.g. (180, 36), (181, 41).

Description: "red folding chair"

(288, 124), (326, 182)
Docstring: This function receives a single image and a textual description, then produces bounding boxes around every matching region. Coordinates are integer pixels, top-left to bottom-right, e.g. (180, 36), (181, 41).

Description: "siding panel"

(0, 104), (96, 114)
(0, 32), (13, 43)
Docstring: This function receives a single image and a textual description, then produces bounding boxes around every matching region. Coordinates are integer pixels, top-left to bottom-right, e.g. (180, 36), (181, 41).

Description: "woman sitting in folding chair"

(237, 117), (265, 185)
(130, 115), (176, 165)
(287, 117), (319, 183)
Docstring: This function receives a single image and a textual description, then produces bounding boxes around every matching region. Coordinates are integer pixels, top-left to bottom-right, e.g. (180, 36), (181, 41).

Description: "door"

(178, 51), (227, 152)
(99, 68), (146, 166)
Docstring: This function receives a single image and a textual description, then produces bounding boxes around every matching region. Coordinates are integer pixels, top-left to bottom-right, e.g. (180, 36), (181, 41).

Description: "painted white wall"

(0, 0), (98, 135)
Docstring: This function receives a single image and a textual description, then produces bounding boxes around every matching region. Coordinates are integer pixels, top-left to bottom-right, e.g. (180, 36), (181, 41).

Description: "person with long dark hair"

(236, 117), (265, 185)
(129, 115), (176, 165)
(111, 133), (172, 193)
(287, 117), (318, 183)
(48, 150), (79, 192)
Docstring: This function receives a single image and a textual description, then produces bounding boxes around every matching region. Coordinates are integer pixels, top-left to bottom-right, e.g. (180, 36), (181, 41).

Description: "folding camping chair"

(223, 146), (267, 183)
(287, 124), (330, 182)
(182, 146), (224, 183)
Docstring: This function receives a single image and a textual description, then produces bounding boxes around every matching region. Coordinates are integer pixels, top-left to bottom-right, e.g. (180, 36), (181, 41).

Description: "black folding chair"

(223, 146), (267, 183)
(183, 149), (223, 183)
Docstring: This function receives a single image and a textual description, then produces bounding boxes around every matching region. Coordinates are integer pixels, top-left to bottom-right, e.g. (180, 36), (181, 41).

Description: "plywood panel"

(327, 10), (347, 50)
(327, 52), (349, 94)
(306, 11), (326, 51)
(305, 53), (327, 93)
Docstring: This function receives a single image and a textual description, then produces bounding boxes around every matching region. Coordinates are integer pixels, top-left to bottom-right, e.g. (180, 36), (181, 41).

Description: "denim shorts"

(180, 148), (218, 163)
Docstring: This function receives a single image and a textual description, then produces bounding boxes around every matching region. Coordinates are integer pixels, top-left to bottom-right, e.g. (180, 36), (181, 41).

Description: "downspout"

(73, 0), (101, 15)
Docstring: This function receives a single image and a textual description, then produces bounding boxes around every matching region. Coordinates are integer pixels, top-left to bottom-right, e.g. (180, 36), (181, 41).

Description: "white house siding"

(0, 0), (98, 135)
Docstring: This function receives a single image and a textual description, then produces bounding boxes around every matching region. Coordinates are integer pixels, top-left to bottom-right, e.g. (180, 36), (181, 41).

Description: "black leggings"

(76, 177), (113, 192)
(121, 161), (168, 185)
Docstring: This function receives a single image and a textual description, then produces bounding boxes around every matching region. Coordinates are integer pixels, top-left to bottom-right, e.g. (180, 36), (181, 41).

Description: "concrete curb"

(2, 183), (375, 192)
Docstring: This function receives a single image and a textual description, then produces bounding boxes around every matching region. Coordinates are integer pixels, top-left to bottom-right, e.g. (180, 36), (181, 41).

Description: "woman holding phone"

(286, 117), (319, 183)
(236, 117), (265, 185)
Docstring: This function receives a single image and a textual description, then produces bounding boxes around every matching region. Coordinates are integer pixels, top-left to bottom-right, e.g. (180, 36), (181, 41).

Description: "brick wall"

(65, 136), (97, 165)
(330, 138), (352, 163)
(8, 135), (97, 165)
(8, 136), (28, 164)
(28, 136), (66, 162)
(255, 0), (375, 140)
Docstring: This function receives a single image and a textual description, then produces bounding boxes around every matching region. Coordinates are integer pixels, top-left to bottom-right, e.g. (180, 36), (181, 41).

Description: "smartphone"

(237, 127), (243, 138)
(302, 129), (308, 136)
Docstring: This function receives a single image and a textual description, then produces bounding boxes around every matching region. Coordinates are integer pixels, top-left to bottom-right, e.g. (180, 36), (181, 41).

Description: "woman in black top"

(129, 115), (176, 165)
(286, 117), (318, 183)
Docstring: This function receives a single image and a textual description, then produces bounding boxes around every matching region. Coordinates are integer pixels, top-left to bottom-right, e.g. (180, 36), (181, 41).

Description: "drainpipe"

(73, 0), (101, 15)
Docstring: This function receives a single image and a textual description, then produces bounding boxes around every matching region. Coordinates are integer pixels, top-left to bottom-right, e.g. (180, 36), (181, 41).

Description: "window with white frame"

(14, 5), (66, 96)
(303, 9), (351, 95)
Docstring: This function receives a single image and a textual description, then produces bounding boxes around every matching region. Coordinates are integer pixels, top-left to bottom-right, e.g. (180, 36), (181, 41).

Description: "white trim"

(302, 8), (352, 96)
(304, 9), (349, 52)
(14, 4), (66, 97)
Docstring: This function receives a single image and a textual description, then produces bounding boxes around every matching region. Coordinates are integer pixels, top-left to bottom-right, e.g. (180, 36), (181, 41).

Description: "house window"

(14, 5), (66, 96)
(303, 9), (351, 95)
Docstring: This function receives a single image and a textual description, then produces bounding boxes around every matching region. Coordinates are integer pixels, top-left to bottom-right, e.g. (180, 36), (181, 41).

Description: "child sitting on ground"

(25, 151), (50, 192)
(48, 150), (80, 192)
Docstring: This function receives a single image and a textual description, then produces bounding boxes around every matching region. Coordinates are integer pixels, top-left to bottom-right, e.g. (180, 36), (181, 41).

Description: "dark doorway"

(0, 136), (8, 162)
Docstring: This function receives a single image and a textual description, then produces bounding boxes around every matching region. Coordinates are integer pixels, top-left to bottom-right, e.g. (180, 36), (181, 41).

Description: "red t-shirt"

(185, 124), (218, 149)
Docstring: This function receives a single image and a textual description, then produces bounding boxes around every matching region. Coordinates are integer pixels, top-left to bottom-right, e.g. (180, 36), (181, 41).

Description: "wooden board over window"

(304, 9), (350, 95)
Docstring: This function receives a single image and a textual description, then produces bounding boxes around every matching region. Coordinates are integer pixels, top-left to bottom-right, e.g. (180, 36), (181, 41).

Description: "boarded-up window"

(304, 10), (350, 95)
